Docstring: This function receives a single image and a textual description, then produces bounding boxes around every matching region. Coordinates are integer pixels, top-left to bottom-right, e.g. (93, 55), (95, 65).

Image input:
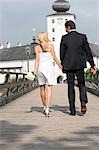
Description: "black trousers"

(66, 69), (88, 112)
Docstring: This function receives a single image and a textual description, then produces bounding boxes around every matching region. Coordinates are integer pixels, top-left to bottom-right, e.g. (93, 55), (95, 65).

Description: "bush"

(85, 68), (99, 79)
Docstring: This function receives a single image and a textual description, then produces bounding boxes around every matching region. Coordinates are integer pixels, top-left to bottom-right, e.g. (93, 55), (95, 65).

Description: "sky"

(0, 0), (99, 47)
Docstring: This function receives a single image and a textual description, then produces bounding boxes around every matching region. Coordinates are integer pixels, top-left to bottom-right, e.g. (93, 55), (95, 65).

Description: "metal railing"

(0, 71), (39, 107)
(84, 70), (99, 96)
(85, 79), (99, 96)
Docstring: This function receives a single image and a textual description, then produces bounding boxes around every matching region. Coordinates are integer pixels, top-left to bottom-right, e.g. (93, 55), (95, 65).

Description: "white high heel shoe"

(45, 108), (50, 117)
(43, 106), (46, 114)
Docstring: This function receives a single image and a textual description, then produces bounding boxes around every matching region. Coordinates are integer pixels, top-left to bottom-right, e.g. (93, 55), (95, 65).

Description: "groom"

(60, 20), (96, 115)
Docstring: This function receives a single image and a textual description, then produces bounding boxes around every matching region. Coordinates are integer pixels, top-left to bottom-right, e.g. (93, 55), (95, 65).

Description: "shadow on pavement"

(20, 126), (99, 150)
(26, 105), (82, 116)
(0, 120), (38, 149)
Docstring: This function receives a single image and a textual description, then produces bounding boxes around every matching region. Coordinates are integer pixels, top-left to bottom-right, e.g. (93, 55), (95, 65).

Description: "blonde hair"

(37, 32), (50, 51)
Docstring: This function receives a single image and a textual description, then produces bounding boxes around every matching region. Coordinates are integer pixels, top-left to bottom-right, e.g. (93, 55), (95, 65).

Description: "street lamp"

(32, 27), (36, 43)
(25, 46), (31, 72)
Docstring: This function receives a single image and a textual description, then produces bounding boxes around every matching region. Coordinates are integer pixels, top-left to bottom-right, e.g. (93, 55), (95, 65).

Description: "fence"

(85, 79), (99, 96)
(0, 70), (39, 107)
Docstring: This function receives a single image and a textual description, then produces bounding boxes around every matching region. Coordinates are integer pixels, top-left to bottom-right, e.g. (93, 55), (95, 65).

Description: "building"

(0, 43), (36, 73)
(0, 0), (99, 83)
(47, 0), (99, 78)
(47, 0), (76, 78)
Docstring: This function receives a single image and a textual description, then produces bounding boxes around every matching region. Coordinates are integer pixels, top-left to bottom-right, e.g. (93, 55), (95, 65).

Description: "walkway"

(0, 84), (99, 150)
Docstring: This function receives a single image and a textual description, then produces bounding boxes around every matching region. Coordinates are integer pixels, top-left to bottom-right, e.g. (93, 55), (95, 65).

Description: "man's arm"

(83, 35), (95, 67)
(83, 35), (96, 74)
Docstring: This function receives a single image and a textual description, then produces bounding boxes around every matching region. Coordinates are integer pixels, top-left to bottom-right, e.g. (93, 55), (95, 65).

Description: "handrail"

(0, 71), (39, 107)
(0, 70), (27, 75)
(0, 79), (39, 107)
(73, 78), (99, 96)
(85, 79), (99, 84)
(85, 79), (99, 96)
(0, 67), (22, 70)
(0, 70), (27, 83)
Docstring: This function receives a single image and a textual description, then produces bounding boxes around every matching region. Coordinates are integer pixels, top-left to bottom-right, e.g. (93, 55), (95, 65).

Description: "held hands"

(59, 64), (63, 70)
(90, 67), (97, 75)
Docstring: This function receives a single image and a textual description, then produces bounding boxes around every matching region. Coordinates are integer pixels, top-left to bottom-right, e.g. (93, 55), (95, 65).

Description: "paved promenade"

(0, 84), (99, 150)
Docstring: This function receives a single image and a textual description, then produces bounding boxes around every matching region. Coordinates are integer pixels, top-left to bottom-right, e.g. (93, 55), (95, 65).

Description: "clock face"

(57, 18), (63, 24)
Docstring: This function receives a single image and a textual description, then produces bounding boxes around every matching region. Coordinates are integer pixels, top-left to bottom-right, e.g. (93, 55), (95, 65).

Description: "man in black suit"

(60, 20), (96, 115)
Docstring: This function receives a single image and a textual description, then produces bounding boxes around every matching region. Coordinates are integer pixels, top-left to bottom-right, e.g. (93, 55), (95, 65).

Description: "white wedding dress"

(37, 52), (56, 85)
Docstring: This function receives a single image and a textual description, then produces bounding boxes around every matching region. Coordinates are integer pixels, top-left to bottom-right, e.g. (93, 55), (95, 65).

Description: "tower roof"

(47, 12), (76, 19)
(52, 0), (70, 12)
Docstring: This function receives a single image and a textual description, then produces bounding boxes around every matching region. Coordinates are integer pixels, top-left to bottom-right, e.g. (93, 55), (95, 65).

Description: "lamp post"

(25, 46), (31, 72)
(32, 27), (36, 43)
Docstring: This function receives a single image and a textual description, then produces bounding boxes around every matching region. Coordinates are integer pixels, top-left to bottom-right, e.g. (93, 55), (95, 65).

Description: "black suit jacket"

(60, 31), (95, 72)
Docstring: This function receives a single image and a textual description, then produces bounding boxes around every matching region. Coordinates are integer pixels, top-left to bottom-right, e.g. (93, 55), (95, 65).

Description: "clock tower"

(47, 0), (76, 79)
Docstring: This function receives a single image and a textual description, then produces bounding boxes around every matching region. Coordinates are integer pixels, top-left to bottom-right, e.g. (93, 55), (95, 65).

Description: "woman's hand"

(59, 64), (63, 70)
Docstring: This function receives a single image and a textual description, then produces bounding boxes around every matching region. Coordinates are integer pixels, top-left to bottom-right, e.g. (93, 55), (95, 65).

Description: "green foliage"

(85, 68), (99, 79)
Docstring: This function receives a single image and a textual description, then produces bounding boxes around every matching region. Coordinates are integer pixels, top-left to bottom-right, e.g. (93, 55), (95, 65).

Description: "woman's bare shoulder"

(35, 45), (42, 52)
(35, 45), (40, 49)
(48, 42), (54, 49)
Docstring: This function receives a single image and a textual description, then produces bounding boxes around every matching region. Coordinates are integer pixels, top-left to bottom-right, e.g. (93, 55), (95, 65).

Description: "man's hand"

(90, 67), (97, 75)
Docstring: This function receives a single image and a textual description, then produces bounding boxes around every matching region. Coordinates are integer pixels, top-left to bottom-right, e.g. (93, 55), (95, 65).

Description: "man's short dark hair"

(65, 20), (76, 29)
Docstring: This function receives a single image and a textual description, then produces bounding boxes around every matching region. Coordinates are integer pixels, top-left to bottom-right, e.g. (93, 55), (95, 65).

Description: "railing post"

(16, 74), (18, 81)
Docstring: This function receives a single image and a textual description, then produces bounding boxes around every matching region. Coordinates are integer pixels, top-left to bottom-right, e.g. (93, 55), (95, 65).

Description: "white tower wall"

(47, 14), (75, 78)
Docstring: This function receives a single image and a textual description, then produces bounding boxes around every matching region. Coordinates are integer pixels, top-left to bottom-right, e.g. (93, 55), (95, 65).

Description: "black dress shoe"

(81, 104), (87, 114)
(69, 104), (76, 116)
(70, 110), (76, 116)
(70, 113), (76, 116)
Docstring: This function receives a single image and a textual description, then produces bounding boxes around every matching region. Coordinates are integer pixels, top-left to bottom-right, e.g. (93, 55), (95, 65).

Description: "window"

(65, 19), (68, 22)
(52, 19), (55, 23)
(52, 37), (55, 41)
(52, 28), (55, 32)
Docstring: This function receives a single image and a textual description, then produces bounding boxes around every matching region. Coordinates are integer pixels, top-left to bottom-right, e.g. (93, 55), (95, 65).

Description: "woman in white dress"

(34, 32), (62, 117)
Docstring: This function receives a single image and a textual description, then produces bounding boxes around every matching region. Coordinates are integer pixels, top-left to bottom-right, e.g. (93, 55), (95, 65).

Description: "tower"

(47, 0), (76, 78)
